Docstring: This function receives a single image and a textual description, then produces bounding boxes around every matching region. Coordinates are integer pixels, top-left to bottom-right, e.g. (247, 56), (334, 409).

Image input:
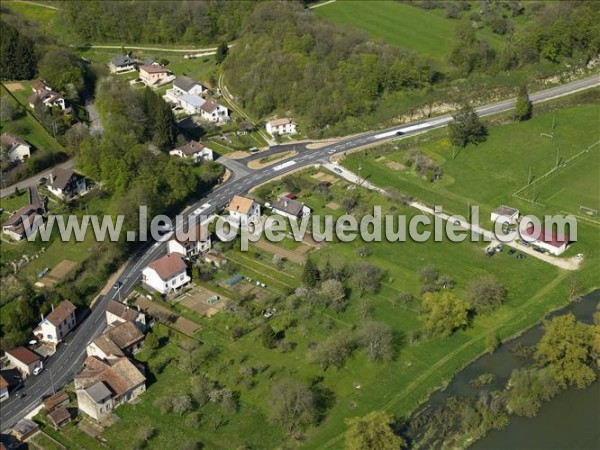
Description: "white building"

(142, 253), (190, 294)
(28, 80), (67, 111)
(167, 223), (211, 258)
(33, 300), (77, 345)
(108, 55), (136, 73)
(5, 347), (43, 378)
(226, 195), (261, 228)
(266, 118), (297, 137)
(171, 76), (205, 96)
(521, 226), (569, 256)
(86, 321), (144, 361)
(1, 133), (32, 162)
(199, 99), (229, 123)
(47, 168), (87, 199)
(2, 203), (44, 241)
(271, 196), (311, 222)
(491, 205), (519, 225)
(169, 140), (213, 163)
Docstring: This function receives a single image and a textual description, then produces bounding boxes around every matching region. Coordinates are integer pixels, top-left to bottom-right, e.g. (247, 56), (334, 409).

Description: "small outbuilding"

(491, 205), (519, 225)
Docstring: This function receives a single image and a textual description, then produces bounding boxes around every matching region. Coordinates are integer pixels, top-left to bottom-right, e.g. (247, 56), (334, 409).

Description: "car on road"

(32, 366), (43, 376)
(333, 167), (342, 174)
(395, 131), (405, 136)
(327, 149), (336, 155)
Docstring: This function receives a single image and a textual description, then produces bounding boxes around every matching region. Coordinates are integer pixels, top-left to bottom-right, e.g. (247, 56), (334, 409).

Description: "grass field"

(4, 1), (75, 44)
(313, 1), (457, 60)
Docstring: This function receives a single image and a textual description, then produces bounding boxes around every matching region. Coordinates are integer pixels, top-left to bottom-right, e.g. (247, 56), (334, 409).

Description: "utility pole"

(555, 145), (560, 168)
(528, 165), (532, 185)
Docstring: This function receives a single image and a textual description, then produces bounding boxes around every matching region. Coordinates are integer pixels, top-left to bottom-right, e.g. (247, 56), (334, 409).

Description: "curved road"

(1, 74), (598, 431)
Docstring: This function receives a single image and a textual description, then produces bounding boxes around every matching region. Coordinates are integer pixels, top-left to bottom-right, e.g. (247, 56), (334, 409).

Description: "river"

(413, 289), (600, 449)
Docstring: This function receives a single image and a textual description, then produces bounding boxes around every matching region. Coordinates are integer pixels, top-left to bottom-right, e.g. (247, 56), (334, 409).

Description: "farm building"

(522, 226), (570, 256)
(491, 205), (519, 224)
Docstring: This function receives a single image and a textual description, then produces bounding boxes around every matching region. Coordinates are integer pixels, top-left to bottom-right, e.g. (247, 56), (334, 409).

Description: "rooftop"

(106, 299), (143, 323)
(272, 197), (306, 217)
(174, 76), (202, 92)
(43, 391), (69, 411)
(227, 195), (255, 215)
(106, 321), (144, 350)
(138, 64), (170, 74)
(523, 226), (569, 248)
(493, 205), (519, 217)
(147, 253), (187, 280)
(47, 407), (71, 426)
(43, 300), (76, 327)
(77, 356), (146, 401)
(5, 347), (40, 365)
(269, 117), (295, 127)
(49, 167), (81, 191)
(174, 140), (206, 156)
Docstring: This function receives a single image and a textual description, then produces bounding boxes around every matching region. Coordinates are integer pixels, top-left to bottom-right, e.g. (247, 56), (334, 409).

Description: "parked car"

(333, 167), (342, 174)
(327, 149), (336, 155)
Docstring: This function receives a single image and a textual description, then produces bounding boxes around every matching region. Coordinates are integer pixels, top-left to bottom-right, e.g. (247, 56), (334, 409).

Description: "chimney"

(41, 313), (44, 321)
(51, 304), (55, 311)
(284, 200), (288, 208)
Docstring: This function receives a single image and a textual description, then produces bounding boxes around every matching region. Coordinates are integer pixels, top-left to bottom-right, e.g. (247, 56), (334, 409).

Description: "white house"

(521, 226), (569, 256)
(47, 167), (87, 199)
(1, 133), (32, 162)
(167, 223), (211, 258)
(226, 195), (261, 228)
(33, 300), (77, 345)
(199, 99), (229, 123)
(169, 140), (213, 163)
(171, 76), (205, 96)
(28, 80), (67, 111)
(142, 253), (190, 294)
(138, 64), (174, 87)
(5, 347), (43, 378)
(75, 356), (146, 421)
(108, 55), (137, 73)
(2, 203), (44, 241)
(271, 196), (311, 222)
(491, 205), (519, 225)
(266, 118), (297, 137)
(0, 375), (8, 401)
(105, 299), (146, 332)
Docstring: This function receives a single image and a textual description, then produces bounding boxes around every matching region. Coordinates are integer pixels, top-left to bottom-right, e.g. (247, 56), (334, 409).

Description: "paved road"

(85, 98), (104, 136)
(1, 73), (598, 431)
(0, 159), (74, 199)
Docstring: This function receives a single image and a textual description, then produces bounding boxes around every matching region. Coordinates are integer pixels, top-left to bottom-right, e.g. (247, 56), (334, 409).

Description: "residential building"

(0, 134), (32, 162)
(226, 195), (260, 227)
(28, 80), (67, 111)
(87, 321), (144, 361)
(43, 391), (70, 412)
(10, 419), (39, 442)
(108, 55), (136, 73)
(522, 226), (569, 256)
(142, 253), (190, 294)
(167, 223), (211, 258)
(47, 167), (87, 199)
(171, 76), (205, 96)
(491, 205), (519, 225)
(199, 99), (229, 123)
(33, 300), (77, 345)
(75, 356), (146, 421)
(5, 347), (43, 378)
(169, 140), (213, 163)
(271, 196), (311, 222)
(105, 299), (146, 332)
(203, 251), (227, 268)
(0, 375), (8, 402)
(2, 204), (44, 241)
(138, 64), (174, 87)
(266, 118), (297, 137)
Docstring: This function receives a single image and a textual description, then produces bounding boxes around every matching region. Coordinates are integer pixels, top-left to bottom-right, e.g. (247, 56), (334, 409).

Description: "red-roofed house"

(522, 226), (570, 255)
(138, 64), (174, 87)
(33, 300), (77, 345)
(142, 254), (190, 294)
(5, 347), (43, 377)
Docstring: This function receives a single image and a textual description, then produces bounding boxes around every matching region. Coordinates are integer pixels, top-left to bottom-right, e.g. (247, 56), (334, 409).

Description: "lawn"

(313, 1), (457, 61)
(4, 1), (75, 44)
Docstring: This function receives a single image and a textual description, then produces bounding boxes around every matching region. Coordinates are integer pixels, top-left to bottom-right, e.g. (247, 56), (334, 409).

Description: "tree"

(505, 368), (559, 417)
(535, 313), (596, 388)
(397, 292), (414, 311)
(345, 410), (406, 450)
(0, 98), (17, 122)
(38, 49), (86, 94)
(172, 395), (193, 415)
(422, 291), (469, 337)
(302, 259), (320, 288)
(514, 85), (532, 121)
(269, 379), (318, 433)
(448, 103), (487, 148)
(486, 334), (500, 354)
(215, 41), (229, 65)
(319, 279), (347, 312)
(310, 331), (356, 371)
(351, 263), (384, 296)
(359, 321), (394, 362)
(261, 324), (277, 349)
(145, 331), (159, 350)
(467, 275), (507, 314)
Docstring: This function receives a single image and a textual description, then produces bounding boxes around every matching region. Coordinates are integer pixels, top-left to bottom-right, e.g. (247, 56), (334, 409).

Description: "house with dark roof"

(271, 196), (311, 222)
(47, 407), (71, 430)
(86, 321), (144, 361)
(43, 391), (70, 412)
(105, 299), (146, 332)
(33, 300), (77, 345)
(172, 76), (205, 96)
(5, 347), (43, 378)
(10, 419), (39, 442)
(2, 203), (44, 241)
(108, 55), (137, 73)
(47, 167), (87, 199)
(167, 223), (211, 258)
(75, 356), (146, 421)
(199, 98), (229, 123)
(169, 140), (213, 163)
(0, 134), (32, 162)
(142, 253), (190, 294)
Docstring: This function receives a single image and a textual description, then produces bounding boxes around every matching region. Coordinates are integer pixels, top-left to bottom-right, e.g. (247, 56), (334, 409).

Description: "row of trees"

(0, 21), (37, 80)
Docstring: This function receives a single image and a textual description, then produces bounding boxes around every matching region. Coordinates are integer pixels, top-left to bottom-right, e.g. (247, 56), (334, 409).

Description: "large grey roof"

(174, 76), (201, 93)
(85, 381), (112, 403)
(272, 198), (305, 217)
(111, 55), (135, 67)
